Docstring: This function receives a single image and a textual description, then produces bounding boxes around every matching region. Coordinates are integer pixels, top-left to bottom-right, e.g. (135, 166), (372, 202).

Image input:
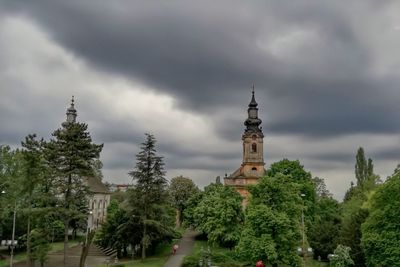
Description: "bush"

(211, 251), (232, 263)
(219, 263), (242, 267)
(182, 255), (200, 267)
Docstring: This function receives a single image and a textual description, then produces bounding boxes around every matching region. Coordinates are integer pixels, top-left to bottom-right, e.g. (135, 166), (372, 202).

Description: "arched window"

(252, 167), (257, 171)
(98, 200), (102, 209)
(252, 135), (257, 140)
(92, 200), (96, 210)
(251, 143), (257, 153)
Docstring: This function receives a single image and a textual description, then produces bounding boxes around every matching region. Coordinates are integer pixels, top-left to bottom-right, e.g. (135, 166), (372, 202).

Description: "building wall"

(88, 193), (111, 229)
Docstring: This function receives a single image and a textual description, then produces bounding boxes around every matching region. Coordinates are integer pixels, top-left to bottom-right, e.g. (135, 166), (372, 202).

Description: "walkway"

(163, 230), (197, 267)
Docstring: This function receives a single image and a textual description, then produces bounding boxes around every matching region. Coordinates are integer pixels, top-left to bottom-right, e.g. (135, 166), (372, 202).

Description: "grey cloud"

(1, 0), (399, 199)
(3, 0), (399, 139)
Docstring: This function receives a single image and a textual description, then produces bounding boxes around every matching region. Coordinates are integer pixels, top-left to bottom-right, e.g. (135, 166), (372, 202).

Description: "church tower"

(62, 96), (77, 127)
(224, 88), (266, 199)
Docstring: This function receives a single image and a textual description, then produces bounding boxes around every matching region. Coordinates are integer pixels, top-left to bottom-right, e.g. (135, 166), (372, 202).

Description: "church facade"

(224, 90), (266, 199)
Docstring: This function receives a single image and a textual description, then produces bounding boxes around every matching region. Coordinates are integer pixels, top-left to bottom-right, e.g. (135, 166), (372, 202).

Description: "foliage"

(313, 177), (332, 198)
(169, 176), (199, 226)
(266, 159), (316, 219)
(355, 147), (373, 187)
(21, 134), (46, 266)
(308, 196), (341, 260)
(30, 228), (51, 266)
(340, 148), (379, 267)
(43, 120), (103, 263)
(96, 199), (133, 257)
(192, 183), (243, 248)
(183, 190), (203, 228)
(237, 174), (301, 266)
(361, 169), (400, 266)
(330, 245), (354, 267)
(127, 133), (174, 259)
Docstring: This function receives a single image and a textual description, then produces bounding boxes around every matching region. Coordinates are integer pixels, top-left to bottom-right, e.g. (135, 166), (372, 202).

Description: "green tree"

(169, 176), (199, 227)
(21, 134), (46, 267)
(30, 228), (51, 267)
(341, 148), (378, 267)
(44, 121), (103, 266)
(308, 196), (341, 260)
(0, 146), (25, 242)
(355, 147), (373, 187)
(330, 245), (354, 267)
(128, 133), (171, 259)
(193, 183), (243, 248)
(182, 190), (203, 228)
(361, 169), (400, 266)
(266, 159), (316, 216)
(237, 174), (301, 266)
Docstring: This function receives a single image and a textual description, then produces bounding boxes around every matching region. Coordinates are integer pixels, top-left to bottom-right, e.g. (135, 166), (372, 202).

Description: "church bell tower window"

(251, 143), (257, 153)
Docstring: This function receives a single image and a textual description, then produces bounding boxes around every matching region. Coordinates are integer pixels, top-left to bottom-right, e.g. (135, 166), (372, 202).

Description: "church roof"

(249, 88), (258, 108)
(86, 176), (110, 194)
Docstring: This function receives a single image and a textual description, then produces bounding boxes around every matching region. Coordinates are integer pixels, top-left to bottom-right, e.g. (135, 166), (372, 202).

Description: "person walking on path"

(172, 244), (179, 255)
(256, 260), (264, 267)
(163, 230), (196, 267)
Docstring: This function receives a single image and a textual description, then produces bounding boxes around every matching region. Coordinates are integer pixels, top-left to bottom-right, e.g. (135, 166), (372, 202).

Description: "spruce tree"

(44, 121), (102, 266)
(128, 133), (168, 259)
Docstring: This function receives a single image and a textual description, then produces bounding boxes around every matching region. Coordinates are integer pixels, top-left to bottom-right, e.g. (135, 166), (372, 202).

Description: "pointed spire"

(244, 86), (262, 134)
(249, 84), (258, 108)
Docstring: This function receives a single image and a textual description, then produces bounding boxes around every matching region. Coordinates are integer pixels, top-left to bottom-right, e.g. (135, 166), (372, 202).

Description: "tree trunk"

(64, 173), (72, 267)
(141, 222), (146, 259)
(64, 218), (69, 267)
(27, 205), (32, 267)
(79, 229), (95, 267)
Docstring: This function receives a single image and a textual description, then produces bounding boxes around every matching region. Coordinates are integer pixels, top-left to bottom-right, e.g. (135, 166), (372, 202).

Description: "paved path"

(163, 230), (197, 267)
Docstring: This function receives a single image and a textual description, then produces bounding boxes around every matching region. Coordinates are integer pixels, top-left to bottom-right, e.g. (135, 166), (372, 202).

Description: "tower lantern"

(62, 96), (77, 127)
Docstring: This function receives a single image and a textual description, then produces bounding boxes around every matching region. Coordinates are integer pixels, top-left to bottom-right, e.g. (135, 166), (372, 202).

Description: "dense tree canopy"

(169, 176), (199, 227)
(309, 196), (341, 260)
(237, 174), (302, 266)
(361, 169), (400, 266)
(191, 183), (243, 248)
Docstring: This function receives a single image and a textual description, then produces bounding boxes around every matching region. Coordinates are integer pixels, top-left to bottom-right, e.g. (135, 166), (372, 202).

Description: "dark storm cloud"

(3, 0), (399, 139)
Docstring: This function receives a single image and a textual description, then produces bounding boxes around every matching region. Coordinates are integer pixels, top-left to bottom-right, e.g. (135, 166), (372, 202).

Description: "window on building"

(92, 200), (96, 210)
(251, 143), (257, 153)
(252, 167), (257, 171)
(99, 200), (102, 209)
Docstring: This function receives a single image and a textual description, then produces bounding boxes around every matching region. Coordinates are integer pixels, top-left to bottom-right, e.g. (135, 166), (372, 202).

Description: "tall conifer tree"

(44, 99), (103, 266)
(129, 133), (168, 259)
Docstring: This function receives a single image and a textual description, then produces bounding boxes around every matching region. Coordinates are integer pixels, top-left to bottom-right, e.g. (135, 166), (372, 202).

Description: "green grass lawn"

(98, 241), (174, 267)
(0, 240), (80, 267)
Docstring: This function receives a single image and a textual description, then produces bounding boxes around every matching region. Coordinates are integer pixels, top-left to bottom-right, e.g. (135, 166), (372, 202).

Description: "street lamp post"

(10, 200), (17, 267)
(1, 190), (17, 267)
(85, 210), (93, 245)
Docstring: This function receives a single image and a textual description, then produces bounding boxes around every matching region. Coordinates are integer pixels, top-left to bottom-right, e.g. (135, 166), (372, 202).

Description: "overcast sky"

(1, 0), (399, 200)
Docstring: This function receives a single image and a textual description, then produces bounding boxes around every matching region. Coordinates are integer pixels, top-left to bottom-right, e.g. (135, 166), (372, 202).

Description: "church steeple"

(224, 86), (266, 203)
(62, 96), (77, 127)
(244, 86), (263, 135)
